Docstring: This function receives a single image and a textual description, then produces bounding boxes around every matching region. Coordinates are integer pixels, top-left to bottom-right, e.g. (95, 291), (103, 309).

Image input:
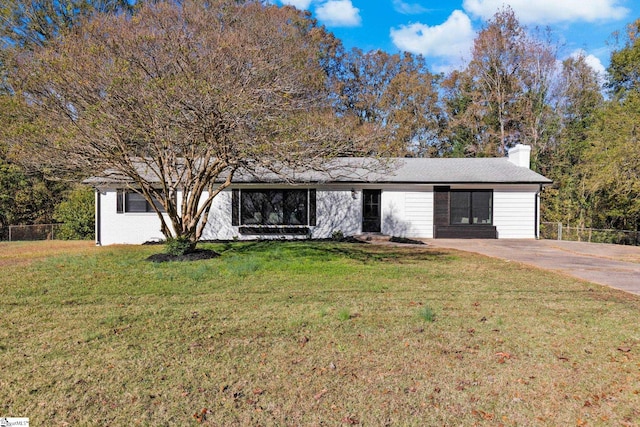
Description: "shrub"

(331, 230), (344, 241)
(53, 185), (95, 240)
(164, 237), (194, 256)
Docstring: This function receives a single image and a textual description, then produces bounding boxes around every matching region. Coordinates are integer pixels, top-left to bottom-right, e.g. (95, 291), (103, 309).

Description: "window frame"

(116, 189), (166, 214)
(234, 189), (315, 227)
(449, 190), (493, 226)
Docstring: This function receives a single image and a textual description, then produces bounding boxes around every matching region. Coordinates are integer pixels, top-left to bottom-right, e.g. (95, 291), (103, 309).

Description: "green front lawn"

(1, 240), (639, 425)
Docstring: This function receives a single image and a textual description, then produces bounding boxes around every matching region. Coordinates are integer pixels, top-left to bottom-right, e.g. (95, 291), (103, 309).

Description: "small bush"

(53, 185), (95, 240)
(164, 237), (194, 256)
(418, 305), (436, 323)
(331, 230), (344, 241)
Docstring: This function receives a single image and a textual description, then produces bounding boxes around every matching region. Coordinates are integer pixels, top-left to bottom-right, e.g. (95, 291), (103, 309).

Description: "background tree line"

(0, 1), (638, 240)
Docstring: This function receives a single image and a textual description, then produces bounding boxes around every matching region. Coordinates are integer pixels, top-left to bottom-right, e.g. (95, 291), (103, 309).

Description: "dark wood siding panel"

(435, 225), (497, 238)
(433, 186), (450, 226)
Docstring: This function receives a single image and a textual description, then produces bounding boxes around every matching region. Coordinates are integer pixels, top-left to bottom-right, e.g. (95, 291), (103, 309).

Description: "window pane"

(125, 192), (148, 212)
(241, 190), (310, 226)
(265, 191), (283, 225)
(152, 197), (164, 212)
(450, 191), (470, 224)
(363, 191), (380, 218)
(124, 191), (165, 213)
(240, 190), (284, 225)
(284, 190), (308, 225)
(241, 191), (268, 225)
(472, 192), (492, 224)
(116, 190), (124, 213)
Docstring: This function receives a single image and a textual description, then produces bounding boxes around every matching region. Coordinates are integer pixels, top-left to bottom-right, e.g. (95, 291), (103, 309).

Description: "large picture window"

(240, 189), (310, 226)
(450, 190), (492, 225)
(116, 190), (165, 213)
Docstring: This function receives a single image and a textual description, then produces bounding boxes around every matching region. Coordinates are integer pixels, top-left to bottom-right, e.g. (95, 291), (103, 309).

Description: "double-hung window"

(116, 190), (165, 213)
(450, 190), (492, 225)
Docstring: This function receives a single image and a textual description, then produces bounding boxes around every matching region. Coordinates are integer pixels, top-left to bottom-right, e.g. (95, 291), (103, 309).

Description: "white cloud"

(390, 10), (475, 63)
(315, 0), (362, 27)
(393, 0), (428, 15)
(279, 0), (313, 9)
(571, 49), (606, 80)
(462, 0), (629, 24)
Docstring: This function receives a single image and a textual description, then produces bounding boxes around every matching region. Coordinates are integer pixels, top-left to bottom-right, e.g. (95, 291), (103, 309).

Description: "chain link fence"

(541, 222), (640, 246)
(0, 224), (63, 242)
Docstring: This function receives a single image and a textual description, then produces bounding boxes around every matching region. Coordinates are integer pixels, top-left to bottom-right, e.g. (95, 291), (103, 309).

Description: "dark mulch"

(338, 236), (368, 244)
(146, 249), (220, 263)
(389, 236), (426, 245)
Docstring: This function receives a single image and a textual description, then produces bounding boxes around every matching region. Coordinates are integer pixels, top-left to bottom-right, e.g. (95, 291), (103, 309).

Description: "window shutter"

(116, 190), (124, 214)
(231, 189), (240, 226)
(308, 189), (316, 226)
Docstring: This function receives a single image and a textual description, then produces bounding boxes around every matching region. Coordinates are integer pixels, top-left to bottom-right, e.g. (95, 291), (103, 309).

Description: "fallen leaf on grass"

(314, 389), (328, 400)
(617, 347), (632, 353)
(193, 408), (208, 423)
(496, 352), (512, 363)
(472, 409), (494, 420)
(298, 336), (309, 347)
(341, 416), (359, 425)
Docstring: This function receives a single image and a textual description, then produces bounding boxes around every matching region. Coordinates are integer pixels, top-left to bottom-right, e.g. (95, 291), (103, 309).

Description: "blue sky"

(276, 0), (640, 75)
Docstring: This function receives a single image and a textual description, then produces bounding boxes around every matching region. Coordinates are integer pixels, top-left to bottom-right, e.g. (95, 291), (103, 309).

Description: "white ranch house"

(88, 144), (551, 245)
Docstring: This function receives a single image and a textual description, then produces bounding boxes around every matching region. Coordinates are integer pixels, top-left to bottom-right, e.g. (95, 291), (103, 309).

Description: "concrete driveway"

(426, 239), (640, 295)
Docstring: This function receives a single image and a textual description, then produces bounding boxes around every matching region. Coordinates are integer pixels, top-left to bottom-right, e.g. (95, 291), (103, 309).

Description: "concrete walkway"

(426, 239), (640, 295)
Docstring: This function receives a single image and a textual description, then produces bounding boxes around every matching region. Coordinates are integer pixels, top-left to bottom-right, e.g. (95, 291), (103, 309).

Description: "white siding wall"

(314, 188), (361, 238)
(405, 191), (433, 238)
(493, 186), (539, 238)
(381, 190), (433, 238)
(201, 187), (362, 240)
(97, 185), (539, 244)
(201, 190), (235, 240)
(97, 189), (172, 245)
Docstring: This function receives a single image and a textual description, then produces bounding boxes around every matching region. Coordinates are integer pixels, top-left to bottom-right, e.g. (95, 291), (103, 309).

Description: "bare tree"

(0, 0), (137, 49)
(8, 0), (366, 250)
(445, 7), (526, 156)
(516, 28), (560, 168)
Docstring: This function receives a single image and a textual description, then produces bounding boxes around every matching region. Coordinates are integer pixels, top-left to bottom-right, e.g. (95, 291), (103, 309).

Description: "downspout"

(95, 188), (101, 246)
(535, 184), (542, 239)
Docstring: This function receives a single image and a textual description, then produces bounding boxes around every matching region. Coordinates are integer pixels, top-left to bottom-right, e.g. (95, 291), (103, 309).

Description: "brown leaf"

(341, 416), (359, 425)
(617, 346), (631, 353)
(314, 388), (328, 400)
(298, 336), (310, 346)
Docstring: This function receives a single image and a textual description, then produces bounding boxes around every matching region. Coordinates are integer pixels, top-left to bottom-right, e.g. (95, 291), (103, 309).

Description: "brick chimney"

(508, 144), (531, 168)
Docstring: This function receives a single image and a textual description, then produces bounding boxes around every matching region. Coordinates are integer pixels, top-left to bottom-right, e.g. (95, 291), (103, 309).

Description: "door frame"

(362, 189), (382, 233)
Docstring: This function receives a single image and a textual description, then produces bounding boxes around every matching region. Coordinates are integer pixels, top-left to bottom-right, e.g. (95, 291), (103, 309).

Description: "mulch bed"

(146, 249), (220, 263)
(389, 236), (425, 245)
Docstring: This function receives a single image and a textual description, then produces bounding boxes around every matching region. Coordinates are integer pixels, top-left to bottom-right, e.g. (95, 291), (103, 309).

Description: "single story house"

(87, 144), (551, 245)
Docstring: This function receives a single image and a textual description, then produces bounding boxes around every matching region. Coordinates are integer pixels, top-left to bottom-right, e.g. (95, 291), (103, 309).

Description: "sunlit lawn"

(1, 240), (639, 425)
